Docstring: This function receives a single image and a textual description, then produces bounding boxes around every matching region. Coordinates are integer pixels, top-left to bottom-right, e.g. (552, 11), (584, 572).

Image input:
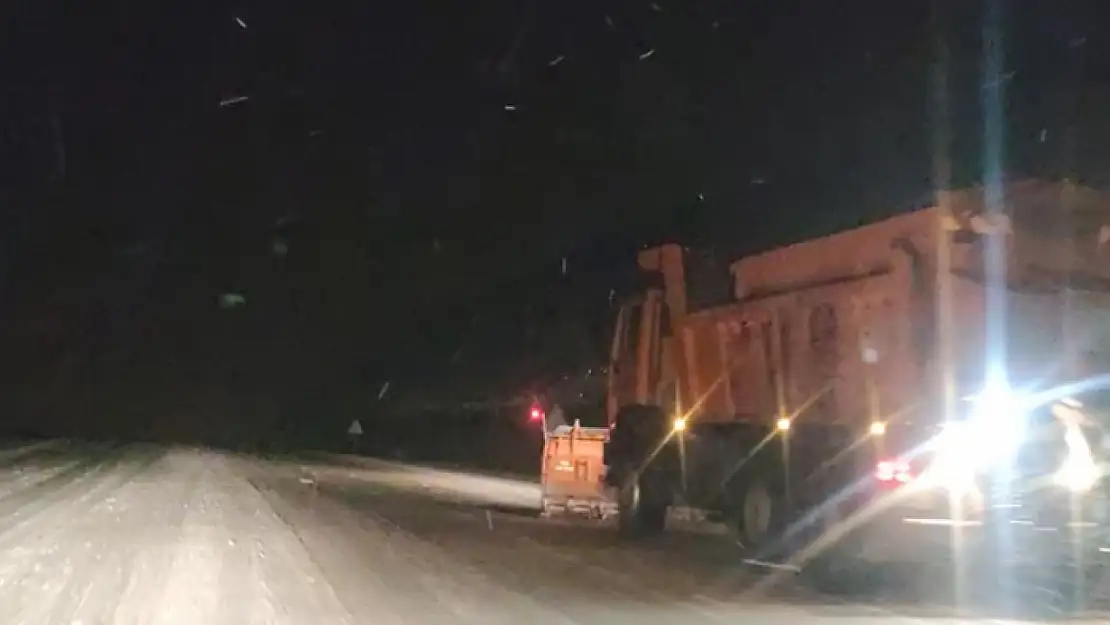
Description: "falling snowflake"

(218, 293), (247, 309)
(219, 95), (250, 107)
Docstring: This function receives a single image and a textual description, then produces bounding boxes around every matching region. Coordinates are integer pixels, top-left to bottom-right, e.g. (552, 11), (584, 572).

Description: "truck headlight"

(925, 422), (979, 492)
(923, 385), (1028, 491)
(965, 385), (1027, 464)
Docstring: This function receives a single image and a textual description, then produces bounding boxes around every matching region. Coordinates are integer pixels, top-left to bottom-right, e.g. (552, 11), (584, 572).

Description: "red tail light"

(875, 459), (913, 485)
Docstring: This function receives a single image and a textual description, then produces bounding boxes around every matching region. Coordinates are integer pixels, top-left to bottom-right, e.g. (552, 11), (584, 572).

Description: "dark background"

(3, 1), (1110, 458)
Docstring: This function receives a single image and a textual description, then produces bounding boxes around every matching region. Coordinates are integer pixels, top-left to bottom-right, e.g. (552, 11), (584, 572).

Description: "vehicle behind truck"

(602, 180), (1110, 605)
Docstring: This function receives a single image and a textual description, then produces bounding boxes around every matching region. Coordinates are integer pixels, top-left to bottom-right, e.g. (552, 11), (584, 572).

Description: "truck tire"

(617, 469), (667, 537)
(731, 477), (782, 551)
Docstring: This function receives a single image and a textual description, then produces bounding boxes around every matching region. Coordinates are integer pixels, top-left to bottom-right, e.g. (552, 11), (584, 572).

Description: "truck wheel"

(733, 478), (778, 550)
(618, 471), (667, 537)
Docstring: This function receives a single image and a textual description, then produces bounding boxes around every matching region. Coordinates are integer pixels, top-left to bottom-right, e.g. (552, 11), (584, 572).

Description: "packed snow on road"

(0, 441), (1102, 624)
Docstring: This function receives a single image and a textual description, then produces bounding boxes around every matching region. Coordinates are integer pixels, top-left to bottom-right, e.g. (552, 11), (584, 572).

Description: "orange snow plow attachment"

(540, 422), (616, 518)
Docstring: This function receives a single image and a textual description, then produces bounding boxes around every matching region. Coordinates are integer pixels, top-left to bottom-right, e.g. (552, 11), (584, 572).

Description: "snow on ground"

(0, 446), (353, 624)
(0, 442), (85, 502)
(0, 439), (64, 463)
(0, 443), (1105, 624)
(298, 453), (543, 511)
(248, 454), (1110, 624)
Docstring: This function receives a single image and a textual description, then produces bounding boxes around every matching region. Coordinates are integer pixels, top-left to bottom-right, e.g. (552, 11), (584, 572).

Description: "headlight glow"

(965, 384), (1027, 463)
(923, 422), (978, 492)
(1054, 419), (1100, 493)
(923, 383), (1027, 491)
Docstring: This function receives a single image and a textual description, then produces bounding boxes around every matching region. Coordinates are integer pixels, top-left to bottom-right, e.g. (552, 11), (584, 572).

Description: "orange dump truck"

(603, 180), (1110, 588)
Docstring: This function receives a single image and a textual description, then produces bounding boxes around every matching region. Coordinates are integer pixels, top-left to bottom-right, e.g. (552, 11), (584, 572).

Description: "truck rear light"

(875, 459), (913, 485)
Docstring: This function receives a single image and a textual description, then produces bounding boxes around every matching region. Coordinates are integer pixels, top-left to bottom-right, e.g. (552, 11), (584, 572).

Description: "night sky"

(3, 1), (1110, 442)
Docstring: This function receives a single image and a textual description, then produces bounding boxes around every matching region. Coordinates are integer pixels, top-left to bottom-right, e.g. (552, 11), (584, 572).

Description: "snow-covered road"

(0, 442), (1102, 624)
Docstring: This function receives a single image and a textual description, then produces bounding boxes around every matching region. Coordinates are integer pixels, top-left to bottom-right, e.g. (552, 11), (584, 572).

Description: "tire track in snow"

(51, 448), (203, 624)
(335, 484), (737, 625)
(215, 455), (355, 625)
(0, 444), (134, 546)
(0, 445), (162, 622)
(247, 466), (582, 625)
(0, 439), (68, 469)
(142, 451), (356, 625)
(0, 448), (88, 504)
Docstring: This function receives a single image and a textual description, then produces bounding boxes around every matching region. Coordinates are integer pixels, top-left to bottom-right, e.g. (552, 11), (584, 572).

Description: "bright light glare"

(672, 417), (686, 432)
(775, 417), (791, 431)
(923, 382), (1026, 492)
(963, 382), (1027, 465)
(922, 421), (983, 493)
(869, 421), (886, 437)
(1055, 422), (1099, 492)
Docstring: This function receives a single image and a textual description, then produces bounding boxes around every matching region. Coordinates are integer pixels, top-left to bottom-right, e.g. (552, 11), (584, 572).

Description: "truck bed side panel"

(684, 269), (923, 428)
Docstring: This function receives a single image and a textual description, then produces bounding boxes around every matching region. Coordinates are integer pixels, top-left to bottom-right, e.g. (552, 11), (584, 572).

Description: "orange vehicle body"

(609, 179), (1110, 435)
(540, 423), (613, 518)
(602, 179), (1110, 554)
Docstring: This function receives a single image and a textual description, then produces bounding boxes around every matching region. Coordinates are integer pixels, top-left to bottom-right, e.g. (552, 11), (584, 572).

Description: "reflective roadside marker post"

(347, 419), (364, 453)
